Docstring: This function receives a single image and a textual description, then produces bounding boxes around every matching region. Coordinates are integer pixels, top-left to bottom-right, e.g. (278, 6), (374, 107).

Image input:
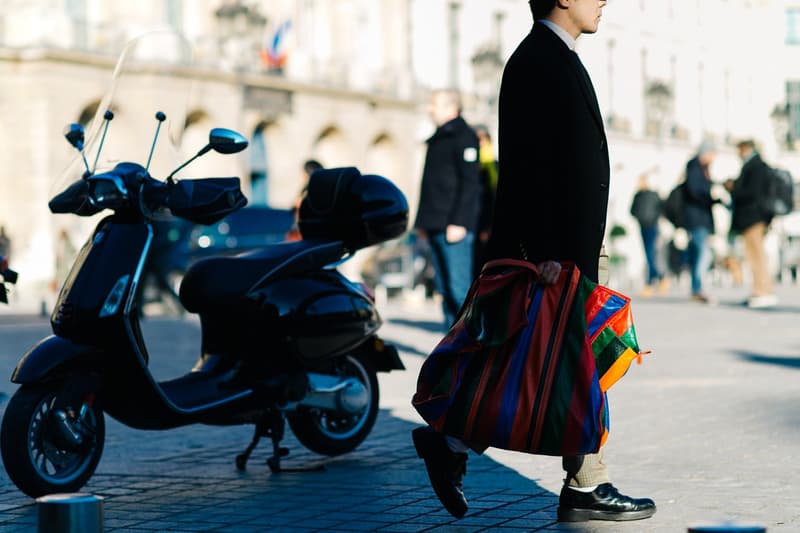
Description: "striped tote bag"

(411, 258), (643, 456)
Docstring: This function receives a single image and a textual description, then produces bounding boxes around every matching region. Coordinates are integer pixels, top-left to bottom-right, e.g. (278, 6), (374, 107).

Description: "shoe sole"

(557, 506), (656, 522)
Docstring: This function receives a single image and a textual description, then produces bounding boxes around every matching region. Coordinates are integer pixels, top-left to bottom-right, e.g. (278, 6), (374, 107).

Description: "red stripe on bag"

(528, 266), (581, 450)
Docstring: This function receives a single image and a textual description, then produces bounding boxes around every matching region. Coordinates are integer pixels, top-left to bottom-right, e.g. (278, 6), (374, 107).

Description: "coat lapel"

(535, 23), (606, 136)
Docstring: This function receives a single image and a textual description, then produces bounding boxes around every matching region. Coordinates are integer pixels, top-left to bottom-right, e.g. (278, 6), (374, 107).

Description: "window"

(167, 0), (183, 32)
(786, 8), (800, 45)
(787, 81), (800, 143)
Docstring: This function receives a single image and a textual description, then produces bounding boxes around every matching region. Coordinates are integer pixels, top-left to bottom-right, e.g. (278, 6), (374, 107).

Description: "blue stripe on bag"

(586, 294), (627, 338)
(493, 286), (544, 447)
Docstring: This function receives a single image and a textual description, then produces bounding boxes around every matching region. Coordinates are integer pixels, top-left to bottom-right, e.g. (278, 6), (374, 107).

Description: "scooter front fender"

(12, 335), (103, 384)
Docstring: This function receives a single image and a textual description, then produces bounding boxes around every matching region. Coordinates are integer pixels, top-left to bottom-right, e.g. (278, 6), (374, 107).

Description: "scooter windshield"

(52, 30), (194, 203)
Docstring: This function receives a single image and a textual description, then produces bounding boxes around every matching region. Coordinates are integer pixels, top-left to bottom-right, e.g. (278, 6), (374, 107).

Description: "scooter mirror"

(64, 123), (86, 151)
(208, 128), (248, 155)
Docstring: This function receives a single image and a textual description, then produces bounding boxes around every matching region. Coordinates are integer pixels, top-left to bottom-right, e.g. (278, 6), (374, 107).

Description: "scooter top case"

(297, 167), (409, 251)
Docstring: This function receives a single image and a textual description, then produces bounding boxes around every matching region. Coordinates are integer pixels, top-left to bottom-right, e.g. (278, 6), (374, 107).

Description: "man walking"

(725, 139), (777, 308)
(412, 0), (656, 523)
(683, 141), (718, 303)
(414, 89), (481, 330)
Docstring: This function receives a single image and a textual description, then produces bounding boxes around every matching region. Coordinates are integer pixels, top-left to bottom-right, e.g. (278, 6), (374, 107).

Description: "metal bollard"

(688, 523), (766, 533)
(37, 493), (104, 533)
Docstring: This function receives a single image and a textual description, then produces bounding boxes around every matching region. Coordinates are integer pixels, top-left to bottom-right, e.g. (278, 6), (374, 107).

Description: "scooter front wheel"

(0, 384), (105, 498)
(288, 353), (379, 456)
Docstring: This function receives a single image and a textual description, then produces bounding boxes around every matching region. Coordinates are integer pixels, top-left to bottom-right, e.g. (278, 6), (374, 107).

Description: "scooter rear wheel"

(0, 384), (105, 498)
(288, 353), (379, 456)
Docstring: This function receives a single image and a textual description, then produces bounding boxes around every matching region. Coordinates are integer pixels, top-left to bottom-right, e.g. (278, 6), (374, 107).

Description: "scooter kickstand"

(235, 419), (268, 471)
(265, 413), (325, 474)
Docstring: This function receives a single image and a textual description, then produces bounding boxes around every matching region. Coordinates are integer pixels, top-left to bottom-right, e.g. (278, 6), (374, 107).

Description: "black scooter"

(0, 106), (408, 499)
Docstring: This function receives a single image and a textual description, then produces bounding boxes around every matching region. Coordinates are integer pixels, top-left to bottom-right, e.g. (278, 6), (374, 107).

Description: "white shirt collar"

(540, 19), (576, 51)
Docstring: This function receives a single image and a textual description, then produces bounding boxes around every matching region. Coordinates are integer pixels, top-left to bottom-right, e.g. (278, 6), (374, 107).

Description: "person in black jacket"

(412, 0), (655, 524)
(683, 141), (718, 303)
(724, 139), (777, 308)
(414, 89), (481, 330)
(630, 171), (667, 296)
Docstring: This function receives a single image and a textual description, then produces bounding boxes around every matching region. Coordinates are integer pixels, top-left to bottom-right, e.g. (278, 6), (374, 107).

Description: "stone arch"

(255, 118), (296, 208)
(365, 132), (413, 216)
(179, 108), (242, 179)
(312, 125), (354, 169)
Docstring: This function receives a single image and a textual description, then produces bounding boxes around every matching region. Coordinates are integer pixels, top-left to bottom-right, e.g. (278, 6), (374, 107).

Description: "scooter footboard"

(358, 336), (404, 372)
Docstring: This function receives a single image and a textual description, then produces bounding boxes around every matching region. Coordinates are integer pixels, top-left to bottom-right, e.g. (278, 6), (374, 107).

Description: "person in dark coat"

(724, 139), (777, 308)
(412, 0), (655, 524)
(683, 141), (718, 303)
(413, 89), (481, 330)
(630, 172), (667, 296)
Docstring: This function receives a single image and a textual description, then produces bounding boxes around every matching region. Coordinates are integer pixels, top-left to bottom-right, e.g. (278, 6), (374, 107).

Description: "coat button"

(600, 183), (608, 189)
(600, 140), (605, 150)
(600, 222), (606, 232)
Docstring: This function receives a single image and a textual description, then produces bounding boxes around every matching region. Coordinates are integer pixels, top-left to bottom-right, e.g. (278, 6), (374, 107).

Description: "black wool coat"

(730, 153), (773, 233)
(414, 116), (481, 232)
(486, 22), (610, 282)
(683, 156), (715, 233)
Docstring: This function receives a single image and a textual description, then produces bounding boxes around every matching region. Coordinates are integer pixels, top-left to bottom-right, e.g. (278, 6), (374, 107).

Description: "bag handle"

(480, 258), (542, 277)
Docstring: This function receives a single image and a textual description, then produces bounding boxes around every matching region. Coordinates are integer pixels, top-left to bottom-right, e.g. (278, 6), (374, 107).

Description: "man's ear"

(555, 0), (570, 9)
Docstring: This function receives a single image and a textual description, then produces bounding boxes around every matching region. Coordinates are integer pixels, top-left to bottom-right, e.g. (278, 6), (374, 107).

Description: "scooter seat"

(179, 239), (346, 313)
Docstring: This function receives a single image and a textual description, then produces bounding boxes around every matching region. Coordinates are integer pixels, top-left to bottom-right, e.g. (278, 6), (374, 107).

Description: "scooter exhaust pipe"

(285, 373), (369, 414)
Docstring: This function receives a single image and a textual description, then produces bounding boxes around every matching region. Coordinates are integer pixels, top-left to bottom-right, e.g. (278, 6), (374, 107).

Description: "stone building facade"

(1, 0), (799, 310)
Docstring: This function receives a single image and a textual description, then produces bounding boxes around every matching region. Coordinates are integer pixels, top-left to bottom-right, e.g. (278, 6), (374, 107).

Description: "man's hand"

(446, 225), (467, 243)
(536, 260), (562, 285)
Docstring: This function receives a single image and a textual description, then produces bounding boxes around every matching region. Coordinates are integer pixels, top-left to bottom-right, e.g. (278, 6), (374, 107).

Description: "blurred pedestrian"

(412, 0), (655, 524)
(0, 226), (11, 261)
(286, 159), (323, 241)
(629, 171), (667, 296)
(683, 140), (718, 303)
(473, 124), (498, 276)
(724, 139), (777, 308)
(413, 89), (481, 330)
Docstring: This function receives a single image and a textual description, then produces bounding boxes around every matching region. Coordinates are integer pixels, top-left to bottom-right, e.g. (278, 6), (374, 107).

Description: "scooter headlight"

(100, 275), (130, 317)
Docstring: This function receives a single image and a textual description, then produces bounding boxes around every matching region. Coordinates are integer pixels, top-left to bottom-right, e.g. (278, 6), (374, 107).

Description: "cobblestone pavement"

(0, 283), (799, 532)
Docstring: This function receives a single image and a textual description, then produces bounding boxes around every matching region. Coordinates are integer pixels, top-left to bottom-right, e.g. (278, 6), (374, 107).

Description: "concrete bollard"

(37, 493), (104, 533)
(688, 523), (766, 533)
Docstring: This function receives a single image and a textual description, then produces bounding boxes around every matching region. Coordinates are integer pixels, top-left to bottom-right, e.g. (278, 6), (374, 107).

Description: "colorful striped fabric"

(411, 258), (643, 457)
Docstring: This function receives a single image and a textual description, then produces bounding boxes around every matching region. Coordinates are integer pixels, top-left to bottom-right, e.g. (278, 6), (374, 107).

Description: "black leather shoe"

(557, 483), (656, 522)
(412, 426), (468, 519)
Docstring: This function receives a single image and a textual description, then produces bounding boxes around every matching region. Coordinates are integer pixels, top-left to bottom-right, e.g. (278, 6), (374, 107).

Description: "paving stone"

(0, 291), (797, 532)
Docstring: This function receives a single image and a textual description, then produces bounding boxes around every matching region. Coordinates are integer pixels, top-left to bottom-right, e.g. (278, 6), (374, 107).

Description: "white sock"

(445, 436), (469, 454)
(568, 485), (598, 493)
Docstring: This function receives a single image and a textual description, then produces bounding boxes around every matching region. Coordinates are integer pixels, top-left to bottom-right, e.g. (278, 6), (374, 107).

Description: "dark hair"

(529, 0), (557, 20)
(736, 139), (756, 151)
(303, 159), (323, 176)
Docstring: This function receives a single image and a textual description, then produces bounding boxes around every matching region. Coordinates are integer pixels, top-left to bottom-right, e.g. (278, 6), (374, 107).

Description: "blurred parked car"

(176, 206), (296, 269)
